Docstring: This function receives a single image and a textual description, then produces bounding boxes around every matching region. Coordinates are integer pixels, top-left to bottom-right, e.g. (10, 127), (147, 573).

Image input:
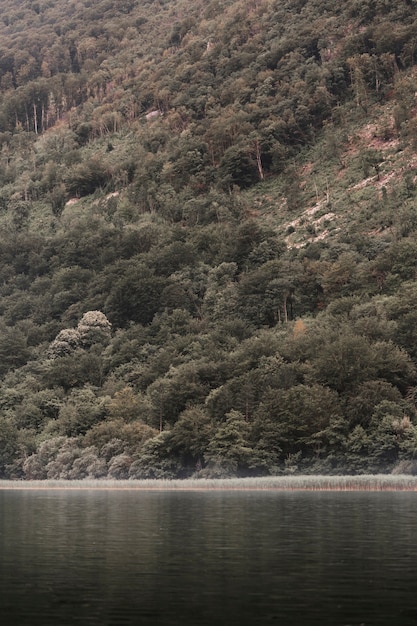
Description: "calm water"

(1, 489), (417, 625)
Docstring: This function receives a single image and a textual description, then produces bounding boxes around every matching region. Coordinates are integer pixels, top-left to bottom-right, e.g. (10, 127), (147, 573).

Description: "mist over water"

(1, 489), (417, 625)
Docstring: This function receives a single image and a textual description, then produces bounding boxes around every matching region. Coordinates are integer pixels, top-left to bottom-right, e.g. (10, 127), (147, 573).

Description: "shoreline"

(1, 475), (417, 491)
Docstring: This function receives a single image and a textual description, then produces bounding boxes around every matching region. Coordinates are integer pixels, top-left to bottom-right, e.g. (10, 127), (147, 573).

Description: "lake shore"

(1, 475), (417, 491)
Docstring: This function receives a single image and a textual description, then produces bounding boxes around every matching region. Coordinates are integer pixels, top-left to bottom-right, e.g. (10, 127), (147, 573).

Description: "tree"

(311, 330), (377, 393)
(104, 262), (167, 326)
(55, 386), (107, 436)
(237, 259), (300, 325)
(83, 419), (157, 453)
(0, 417), (19, 477)
(77, 310), (112, 347)
(64, 157), (109, 197)
(344, 380), (403, 428)
(344, 425), (370, 473)
(366, 402), (411, 472)
(204, 410), (254, 477)
(146, 361), (209, 429)
(253, 384), (343, 462)
(47, 328), (81, 358)
(218, 145), (258, 190)
(69, 447), (106, 479)
(22, 436), (69, 479)
(128, 432), (183, 479)
(169, 407), (215, 471)
(45, 438), (83, 479)
(202, 262), (239, 321)
(107, 387), (147, 423)
(43, 351), (105, 389)
(0, 324), (31, 377)
(107, 453), (132, 478)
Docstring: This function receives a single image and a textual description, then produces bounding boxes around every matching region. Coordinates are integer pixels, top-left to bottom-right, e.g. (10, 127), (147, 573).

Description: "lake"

(1, 488), (417, 625)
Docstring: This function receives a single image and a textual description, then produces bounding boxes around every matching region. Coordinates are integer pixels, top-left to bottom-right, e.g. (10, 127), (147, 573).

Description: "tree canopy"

(1, 0), (417, 478)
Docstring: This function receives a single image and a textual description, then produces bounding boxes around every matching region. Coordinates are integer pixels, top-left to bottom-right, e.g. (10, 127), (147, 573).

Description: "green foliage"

(204, 411), (253, 477)
(64, 158), (110, 197)
(218, 146), (259, 190)
(128, 432), (184, 479)
(2, 0), (417, 479)
(0, 324), (31, 375)
(0, 417), (19, 477)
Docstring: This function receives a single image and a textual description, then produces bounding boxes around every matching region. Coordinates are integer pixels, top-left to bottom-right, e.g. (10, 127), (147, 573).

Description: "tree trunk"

(255, 138), (264, 180)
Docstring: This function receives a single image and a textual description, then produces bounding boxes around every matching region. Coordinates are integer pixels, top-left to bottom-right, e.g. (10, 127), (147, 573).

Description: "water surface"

(1, 489), (416, 625)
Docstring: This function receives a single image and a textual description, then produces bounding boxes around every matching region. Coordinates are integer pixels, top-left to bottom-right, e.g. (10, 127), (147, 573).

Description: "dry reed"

(1, 475), (417, 491)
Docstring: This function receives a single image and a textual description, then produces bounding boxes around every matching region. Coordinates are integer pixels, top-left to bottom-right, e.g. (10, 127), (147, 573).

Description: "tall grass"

(2, 475), (417, 490)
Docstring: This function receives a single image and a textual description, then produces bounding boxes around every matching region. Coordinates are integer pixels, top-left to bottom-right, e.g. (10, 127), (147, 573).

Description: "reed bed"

(2, 475), (417, 491)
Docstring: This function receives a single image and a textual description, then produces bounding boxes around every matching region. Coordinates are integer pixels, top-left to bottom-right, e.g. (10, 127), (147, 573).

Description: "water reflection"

(1, 489), (417, 625)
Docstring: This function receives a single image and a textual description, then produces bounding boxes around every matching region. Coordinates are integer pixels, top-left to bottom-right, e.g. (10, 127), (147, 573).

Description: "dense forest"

(2, 0), (417, 478)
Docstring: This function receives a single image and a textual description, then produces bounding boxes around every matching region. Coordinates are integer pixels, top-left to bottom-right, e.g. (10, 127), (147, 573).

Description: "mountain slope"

(1, 0), (417, 479)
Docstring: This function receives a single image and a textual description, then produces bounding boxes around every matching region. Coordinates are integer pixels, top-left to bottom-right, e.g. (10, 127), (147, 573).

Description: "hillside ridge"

(1, 0), (417, 479)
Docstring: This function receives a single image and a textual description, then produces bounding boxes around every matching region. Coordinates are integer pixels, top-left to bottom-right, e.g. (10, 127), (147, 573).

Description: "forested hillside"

(2, 0), (417, 478)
